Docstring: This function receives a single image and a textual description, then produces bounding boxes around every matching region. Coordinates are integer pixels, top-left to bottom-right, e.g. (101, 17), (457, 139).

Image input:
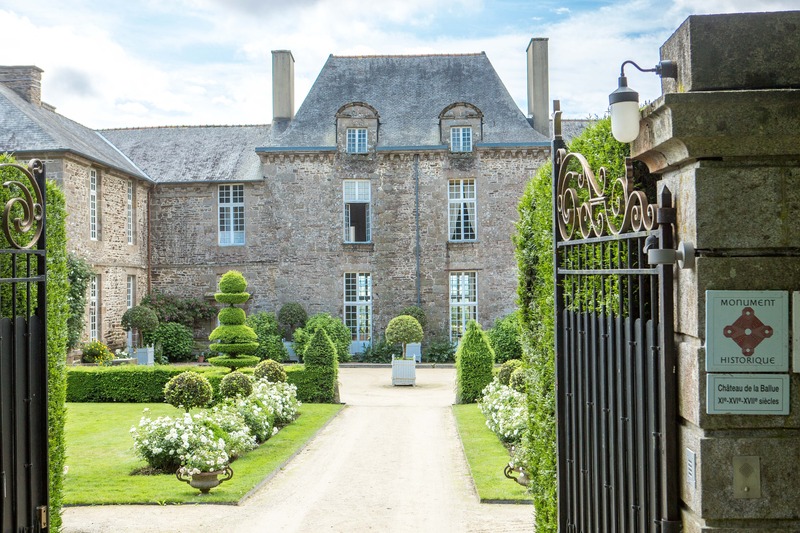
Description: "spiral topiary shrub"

(498, 359), (524, 386)
(219, 371), (253, 398)
(384, 315), (424, 359)
(455, 321), (495, 404)
(254, 359), (287, 383)
(164, 371), (213, 412)
(208, 271), (259, 371)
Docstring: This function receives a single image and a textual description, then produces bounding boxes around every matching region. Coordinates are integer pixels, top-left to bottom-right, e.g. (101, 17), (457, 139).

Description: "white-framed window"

(218, 184), (245, 245)
(126, 180), (134, 245)
(448, 179), (477, 241)
(89, 169), (98, 240)
(89, 274), (100, 341)
(343, 180), (371, 243)
(344, 272), (372, 341)
(126, 275), (136, 309)
(346, 128), (368, 154)
(450, 127), (472, 153)
(449, 271), (477, 341)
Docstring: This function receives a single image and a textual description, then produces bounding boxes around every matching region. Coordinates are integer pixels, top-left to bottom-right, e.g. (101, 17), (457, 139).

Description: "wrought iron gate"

(0, 159), (48, 533)
(552, 117), (679, 532)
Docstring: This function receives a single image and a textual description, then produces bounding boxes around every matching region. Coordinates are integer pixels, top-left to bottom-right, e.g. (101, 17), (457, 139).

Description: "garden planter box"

(132, 346), (154, 366)
(391, 359), (416, 386)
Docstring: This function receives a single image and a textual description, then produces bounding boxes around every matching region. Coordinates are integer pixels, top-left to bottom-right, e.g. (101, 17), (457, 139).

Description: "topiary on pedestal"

(208, 271), (260, 372)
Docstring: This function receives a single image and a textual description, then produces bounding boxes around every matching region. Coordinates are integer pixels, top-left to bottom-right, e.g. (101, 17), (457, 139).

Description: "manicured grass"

(64, 402), (343, 505)
(452, 403), (532, 503)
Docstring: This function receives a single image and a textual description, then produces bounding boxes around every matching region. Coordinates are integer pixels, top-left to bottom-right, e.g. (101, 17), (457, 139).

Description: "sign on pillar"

(705, 290), (789, 373)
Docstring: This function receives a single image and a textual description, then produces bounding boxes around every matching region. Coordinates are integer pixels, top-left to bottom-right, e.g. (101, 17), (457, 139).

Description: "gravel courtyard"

(63, 367), (534, 533)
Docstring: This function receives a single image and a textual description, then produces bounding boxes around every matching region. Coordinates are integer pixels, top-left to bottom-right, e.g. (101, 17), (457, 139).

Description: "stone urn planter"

(176, 465), (233, 494)
(391, 358), (416, 386)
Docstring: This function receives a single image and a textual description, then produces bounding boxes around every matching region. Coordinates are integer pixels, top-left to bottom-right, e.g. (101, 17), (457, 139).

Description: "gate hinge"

(38, 505), (48, 529)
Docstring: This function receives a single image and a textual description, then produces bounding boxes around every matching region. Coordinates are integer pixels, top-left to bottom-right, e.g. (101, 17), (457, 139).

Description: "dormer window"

(451, 127), (472, 153)
(347, 128), (368, 154)
(440, 103), (482, 154)
(336, 102), (379, 156)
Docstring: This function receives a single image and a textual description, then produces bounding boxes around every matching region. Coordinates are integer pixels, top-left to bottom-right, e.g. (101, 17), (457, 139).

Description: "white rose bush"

(478, 380), (527, 443)
(131, 377), (301, 474)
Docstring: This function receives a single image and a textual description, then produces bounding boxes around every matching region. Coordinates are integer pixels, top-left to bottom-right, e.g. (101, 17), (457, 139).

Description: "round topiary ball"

(164, 371), (213, 412)
(218, 307), (246, 325)
(218, 270), (247, 293)
(498, 359), (524, 386)
(219, 371), (253, 398)
(254, 359), (287, 383)
(509, 366), (527, 393)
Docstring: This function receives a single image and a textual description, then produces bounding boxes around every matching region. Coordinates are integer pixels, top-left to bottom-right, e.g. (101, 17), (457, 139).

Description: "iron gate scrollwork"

(552, 112), (679, 532)
(0, 159), (48, 533)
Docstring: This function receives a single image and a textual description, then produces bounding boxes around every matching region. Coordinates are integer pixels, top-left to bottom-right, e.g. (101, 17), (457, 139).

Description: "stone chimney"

(0, 65), (43, 105)
(526, 38), (549, 137)
(272, 50), (295, 123)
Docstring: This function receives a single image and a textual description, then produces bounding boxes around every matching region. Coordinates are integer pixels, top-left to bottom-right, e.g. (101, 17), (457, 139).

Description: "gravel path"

(62, 367), (534, 532)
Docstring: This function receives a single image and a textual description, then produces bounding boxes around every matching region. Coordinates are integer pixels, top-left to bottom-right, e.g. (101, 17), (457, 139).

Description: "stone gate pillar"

(632, 11), (800, 532)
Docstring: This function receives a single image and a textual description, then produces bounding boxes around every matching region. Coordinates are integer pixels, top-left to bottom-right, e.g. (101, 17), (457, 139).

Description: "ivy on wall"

(514, 117), (629, 533)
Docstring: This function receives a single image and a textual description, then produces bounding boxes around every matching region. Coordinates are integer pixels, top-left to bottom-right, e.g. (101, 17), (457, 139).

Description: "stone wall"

(58, 153), (151, 350)
(150, 147), (548, 343)
(633, 12), (800, 532)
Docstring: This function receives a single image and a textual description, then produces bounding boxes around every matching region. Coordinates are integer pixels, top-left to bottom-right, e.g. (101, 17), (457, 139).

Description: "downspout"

(414, 154), (421, 306)
(147, 185), (152, 295)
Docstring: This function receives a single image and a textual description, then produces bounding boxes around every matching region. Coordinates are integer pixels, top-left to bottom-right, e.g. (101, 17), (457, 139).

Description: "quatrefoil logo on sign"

(723, 307), (773, 356)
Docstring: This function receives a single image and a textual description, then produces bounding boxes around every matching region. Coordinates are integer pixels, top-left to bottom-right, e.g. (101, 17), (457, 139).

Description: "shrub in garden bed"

(254, 359), (287, 382)
(478, 380), (527, 443)
(164, 371), (213, 412)
(300, 329), (338, 403)
(455, 321), (495, 404)
(80, 340), (114, 365)
(293, 313), (351, 363)
(151, 322), (195, 362)
(220, 371), (253, 398)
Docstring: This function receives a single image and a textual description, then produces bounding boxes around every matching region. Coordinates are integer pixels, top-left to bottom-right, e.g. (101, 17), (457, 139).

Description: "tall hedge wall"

(514, 117), (628, 533)
(0, 156), (69, 531)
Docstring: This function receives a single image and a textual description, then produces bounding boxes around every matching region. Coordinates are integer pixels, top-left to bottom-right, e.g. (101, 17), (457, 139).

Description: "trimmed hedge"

(301, 328), (338, 403)
(67, 366), (229, 403)
(67, 364), (321, 405)
(455, 321), (495, 404)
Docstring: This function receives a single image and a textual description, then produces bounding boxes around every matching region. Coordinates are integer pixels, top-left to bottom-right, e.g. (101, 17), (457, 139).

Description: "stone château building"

(0, 41), (558, 353)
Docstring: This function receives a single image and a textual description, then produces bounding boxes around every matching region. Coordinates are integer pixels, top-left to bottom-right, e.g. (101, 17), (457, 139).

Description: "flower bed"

(131, 379), (300, 475)
(478, 380), (527, 444)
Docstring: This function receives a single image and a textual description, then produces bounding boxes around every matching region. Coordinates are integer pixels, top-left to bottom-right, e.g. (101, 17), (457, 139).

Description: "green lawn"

(64, 402), (343, 505)
(452, 403), (532, 503)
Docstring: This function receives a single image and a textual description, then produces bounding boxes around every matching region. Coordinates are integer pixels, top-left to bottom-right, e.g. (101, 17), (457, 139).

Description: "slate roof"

(0, 84), (149, 180)
(100, 125), (270, 184)
(261, 53), (549, 151)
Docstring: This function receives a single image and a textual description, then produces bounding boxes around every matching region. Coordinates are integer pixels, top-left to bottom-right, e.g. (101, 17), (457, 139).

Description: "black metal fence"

(552, 127), (679, 532)
(0, 159), (48, 533)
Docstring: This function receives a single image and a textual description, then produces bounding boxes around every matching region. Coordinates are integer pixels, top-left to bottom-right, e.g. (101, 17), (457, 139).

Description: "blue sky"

(0, 0), (796, 128)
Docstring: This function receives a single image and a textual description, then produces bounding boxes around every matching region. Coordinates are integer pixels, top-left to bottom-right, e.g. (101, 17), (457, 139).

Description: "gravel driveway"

(62, 367), (534, 532)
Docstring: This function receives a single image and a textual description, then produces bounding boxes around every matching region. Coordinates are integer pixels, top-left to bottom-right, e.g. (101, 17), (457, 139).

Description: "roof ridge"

(331, 52), (485, 59)
(98, 124), (270, 131)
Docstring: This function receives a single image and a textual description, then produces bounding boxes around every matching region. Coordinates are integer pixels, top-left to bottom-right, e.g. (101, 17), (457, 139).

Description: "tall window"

(448, 179), (477, 241)
(126, 180), (134, 245)
(344, 272), (372, 341)
(343, 180), (371, 243)
(449, 271), (477, 341)
(218, 184), (245, 245)
(451, 127), (472, 152)
(346, 128), (368, 154)
(89, 169), (98, 240)
(126, 275), (136, 309)
(89, 275), (100, 340)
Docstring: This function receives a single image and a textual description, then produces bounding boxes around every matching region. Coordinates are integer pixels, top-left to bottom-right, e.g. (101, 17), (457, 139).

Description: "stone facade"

(633, 12), (800, 531)
(150, 146), (548, 341)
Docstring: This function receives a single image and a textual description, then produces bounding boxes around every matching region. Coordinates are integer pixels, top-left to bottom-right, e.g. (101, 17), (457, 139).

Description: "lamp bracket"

(620, 59), (677, 80)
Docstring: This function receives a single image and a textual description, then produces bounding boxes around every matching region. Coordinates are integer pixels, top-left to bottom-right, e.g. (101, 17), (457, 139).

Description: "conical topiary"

(455, 320), (495, 404)
(208, 270), (260, 372)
